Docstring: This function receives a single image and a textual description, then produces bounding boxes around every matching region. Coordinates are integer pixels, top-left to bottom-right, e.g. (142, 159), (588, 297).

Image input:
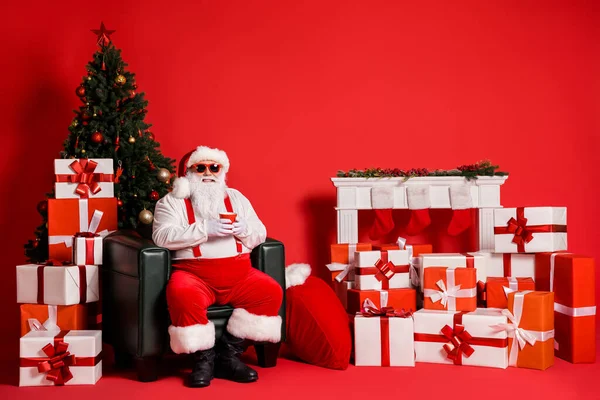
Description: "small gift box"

(413, 308), (508, 368)
(419, 253), (485, 291)
(347, 288), (416, 316)
(476, 252), (535, 280)
(485, 277), (535, 309)
(413, 308), (509, 369)
(354, 299), (415, 366)
(19, 330), (102, 386)
(423, 267), (477, 312)
(328, 243), (372, 282)
(497, 291), (555, 370)
(494, 207), (567, 253)
(17, 263), (99, 305)
(535, 253), (595, 363)
(73, 234), (103, 265)
(54, 158), (114, 199)
(355, 250), (410, 290)
(20, 304), (88, 337)
(48, 198), (117, 262)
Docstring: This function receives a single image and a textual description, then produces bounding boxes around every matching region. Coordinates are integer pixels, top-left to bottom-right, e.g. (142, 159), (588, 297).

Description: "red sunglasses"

(191, 163), (222, 174)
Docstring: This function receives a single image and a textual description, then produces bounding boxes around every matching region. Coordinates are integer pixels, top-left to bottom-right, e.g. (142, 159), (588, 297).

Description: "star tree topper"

(91, 22), (116, 46)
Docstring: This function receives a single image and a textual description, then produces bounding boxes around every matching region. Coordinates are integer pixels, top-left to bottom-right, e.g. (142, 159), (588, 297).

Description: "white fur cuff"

(450, 184), (473, 210)
(169, 322), (215, 354)
(285, 263), (311, 289)
(371, 186), (394, 209)
(407, 185), (431, 210)
(227, 309), (282, 343)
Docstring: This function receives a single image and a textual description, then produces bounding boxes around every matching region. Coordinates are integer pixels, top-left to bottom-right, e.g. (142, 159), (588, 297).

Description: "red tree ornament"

(76, 86), (86, 97)
(149, 191), (160, 201)
(91, 131), (104, 143)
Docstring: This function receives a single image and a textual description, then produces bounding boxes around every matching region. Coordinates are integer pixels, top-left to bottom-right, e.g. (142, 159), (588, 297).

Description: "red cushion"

(285, 276), (351, 369)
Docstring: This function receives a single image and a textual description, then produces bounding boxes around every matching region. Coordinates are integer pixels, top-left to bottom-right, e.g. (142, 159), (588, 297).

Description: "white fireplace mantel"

(330, 175), (509, 249)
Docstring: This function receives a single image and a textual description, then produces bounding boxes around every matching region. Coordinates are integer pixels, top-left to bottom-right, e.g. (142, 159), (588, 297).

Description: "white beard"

(188, 172), (227, 220)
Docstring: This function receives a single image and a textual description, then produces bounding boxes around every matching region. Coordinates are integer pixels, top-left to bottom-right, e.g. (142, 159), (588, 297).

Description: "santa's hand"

(206, 219), (234, 237)
(232, 217), (248, 236)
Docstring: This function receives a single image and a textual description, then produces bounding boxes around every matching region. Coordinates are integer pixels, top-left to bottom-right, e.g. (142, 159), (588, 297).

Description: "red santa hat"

(172, 146), (230, 199)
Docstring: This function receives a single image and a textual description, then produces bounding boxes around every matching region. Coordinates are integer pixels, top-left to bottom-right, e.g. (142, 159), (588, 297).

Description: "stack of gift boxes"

(16, 159), (118, 386)
(328, 206), (596, 369)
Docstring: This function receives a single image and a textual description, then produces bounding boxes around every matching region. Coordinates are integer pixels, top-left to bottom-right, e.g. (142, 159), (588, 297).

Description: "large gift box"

(477, 252), (535, 280)
(494, 207), (567, 253)
(413, 308), (509, 369)
(535, 253), (595, 363)
(48, 198), (117, 262)
(419, 253), (485, 291)
(423, 267), (477, 312)
(502, 291), (555, 370)
(347, 288), (415, 316)
(328, 243), (372, 282)
(355, 250), (410, 290)
(354, 300), (414, 366)
(54, 158), (114, 199)
(485, 277), (535, 309)
(17, 263), (99, 305)
(19, 330), (102, 386)
(20, 304), (88, 336)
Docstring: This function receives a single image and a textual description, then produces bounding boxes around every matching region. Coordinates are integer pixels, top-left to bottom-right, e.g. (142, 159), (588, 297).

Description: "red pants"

(166, 255), (283, 354)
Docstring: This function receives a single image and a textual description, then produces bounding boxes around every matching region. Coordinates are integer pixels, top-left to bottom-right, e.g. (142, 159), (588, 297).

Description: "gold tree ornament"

(139, 209), (154, 224)
(115, 74), (127, 85)
(128, 136), (136, 144)
(157, 168), (171, 183)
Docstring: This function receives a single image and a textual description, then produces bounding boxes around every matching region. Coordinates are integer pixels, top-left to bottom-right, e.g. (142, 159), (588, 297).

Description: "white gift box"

(73, 235), (103, 265)
(494, 207), (567, 253)
(333, 280), (353, 309)
(419, 253), (485, 291)
(19, 330), (102, 386)
(354, 314), (414, 366)
(475, 252), (535, 279)
(54, 158), (114, 199)
(413, 308), (508, 369)
(355, 250), (410, 290)
(16, 264), (99, 305)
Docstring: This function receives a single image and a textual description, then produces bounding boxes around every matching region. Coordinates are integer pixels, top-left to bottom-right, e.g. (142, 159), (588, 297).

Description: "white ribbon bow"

(496, 308), (538, 350)
(27, 305), (61, 332)
(427, 279), (462, 307)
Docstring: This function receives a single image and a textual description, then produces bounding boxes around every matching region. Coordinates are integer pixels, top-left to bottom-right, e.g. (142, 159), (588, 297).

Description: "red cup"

(220, 212), (237, 223)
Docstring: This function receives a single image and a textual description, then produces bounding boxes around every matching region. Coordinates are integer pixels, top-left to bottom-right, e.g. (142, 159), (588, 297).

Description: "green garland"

(337, 160), (508, 181)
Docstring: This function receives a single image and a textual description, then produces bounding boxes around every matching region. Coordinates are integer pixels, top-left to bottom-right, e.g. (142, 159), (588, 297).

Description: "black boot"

(214, 332), (258, 383)
(188, 348), (215, 388)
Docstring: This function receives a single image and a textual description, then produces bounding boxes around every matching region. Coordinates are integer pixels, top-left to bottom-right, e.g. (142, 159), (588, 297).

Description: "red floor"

(3, 341), (600, 400)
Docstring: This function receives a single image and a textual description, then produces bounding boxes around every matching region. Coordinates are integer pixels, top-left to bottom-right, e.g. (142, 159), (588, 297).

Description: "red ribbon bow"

(441, 323), (475, 365)
(505, 216), (534, 248)
(374, 259), (396, 284)
(360, 300), (413, 319)
(69, 159), (102, 198)
(37, 341), (76, 385)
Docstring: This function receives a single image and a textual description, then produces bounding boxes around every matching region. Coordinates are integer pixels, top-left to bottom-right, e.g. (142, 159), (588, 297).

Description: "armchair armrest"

(101, 230), (171, 357)
(251, 238), (286, 342)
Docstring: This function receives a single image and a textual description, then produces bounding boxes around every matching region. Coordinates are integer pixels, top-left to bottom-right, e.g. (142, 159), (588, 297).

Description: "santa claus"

(152, 146), (283, 387)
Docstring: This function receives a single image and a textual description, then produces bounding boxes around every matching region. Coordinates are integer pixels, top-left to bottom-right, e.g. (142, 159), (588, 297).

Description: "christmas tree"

(25, 23), (175, 262)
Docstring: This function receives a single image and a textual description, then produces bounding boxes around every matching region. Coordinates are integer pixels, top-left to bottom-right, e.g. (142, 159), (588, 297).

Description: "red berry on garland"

(82, 121), (89, 126)
(76, 86), (86, 97)
(133, 83), (138, 89)
(117, 199), (124, 207)
(81, 111), (91, 121)
(37, 200), (48, 214)
(149, 190), (160, 201)
(91, 131), (104, 143)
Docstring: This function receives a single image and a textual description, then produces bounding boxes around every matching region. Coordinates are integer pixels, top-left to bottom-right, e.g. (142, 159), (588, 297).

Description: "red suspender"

(184, 198), (202, 257)
(183, 195), (243, 257)
(224, 196), (244, 254)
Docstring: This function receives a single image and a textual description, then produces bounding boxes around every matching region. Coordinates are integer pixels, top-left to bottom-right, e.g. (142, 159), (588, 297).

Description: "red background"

(1, 0), (599, 396)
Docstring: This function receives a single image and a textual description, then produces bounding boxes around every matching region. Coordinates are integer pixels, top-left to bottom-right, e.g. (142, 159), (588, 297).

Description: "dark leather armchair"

(101, 230), (286, 382)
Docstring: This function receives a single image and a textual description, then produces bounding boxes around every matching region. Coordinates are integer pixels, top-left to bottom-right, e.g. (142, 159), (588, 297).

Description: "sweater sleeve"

(230, 189), (267, 250)
(152, 194), (208, 250)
